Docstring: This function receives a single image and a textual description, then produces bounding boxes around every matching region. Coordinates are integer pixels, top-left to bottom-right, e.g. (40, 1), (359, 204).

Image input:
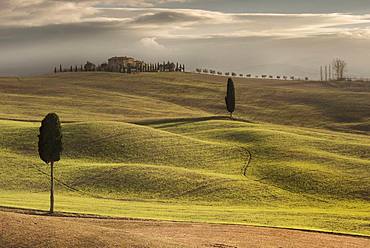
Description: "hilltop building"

(107, 56), (144, 72)
(55, 56), (185, 74)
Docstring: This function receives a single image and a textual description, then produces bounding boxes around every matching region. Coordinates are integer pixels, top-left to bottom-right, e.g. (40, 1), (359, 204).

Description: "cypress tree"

(225, 78), (236, 119)
(54, 67), (57, 74)
(59, 64), (62, 72)
(38, 113), (63, 213)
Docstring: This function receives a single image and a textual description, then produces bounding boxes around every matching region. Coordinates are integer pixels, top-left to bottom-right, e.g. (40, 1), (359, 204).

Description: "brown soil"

(0, 209), (369, 248)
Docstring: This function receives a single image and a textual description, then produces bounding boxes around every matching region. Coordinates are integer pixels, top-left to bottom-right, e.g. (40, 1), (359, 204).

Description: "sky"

(1, 0), (370, 78)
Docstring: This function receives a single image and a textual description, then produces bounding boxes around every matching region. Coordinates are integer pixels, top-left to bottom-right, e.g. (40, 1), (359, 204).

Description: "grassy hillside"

(0, 72), (369, 134)
(0, 72), (369, 236)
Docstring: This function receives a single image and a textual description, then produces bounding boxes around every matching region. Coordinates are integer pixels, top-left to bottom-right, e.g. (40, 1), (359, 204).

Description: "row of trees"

(320, 58), (347, 81)
(55, 62), (186, 74)
(196, 68), (309, 81)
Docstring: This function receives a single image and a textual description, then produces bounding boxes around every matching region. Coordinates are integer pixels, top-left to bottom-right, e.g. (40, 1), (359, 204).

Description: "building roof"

(108, 56), (134, 61)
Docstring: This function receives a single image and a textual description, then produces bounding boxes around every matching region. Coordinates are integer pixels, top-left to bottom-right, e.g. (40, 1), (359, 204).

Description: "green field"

(0, 72), (369, 236)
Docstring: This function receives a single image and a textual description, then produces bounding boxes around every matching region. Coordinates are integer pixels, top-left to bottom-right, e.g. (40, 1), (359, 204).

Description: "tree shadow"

(133, 115), (254, 127)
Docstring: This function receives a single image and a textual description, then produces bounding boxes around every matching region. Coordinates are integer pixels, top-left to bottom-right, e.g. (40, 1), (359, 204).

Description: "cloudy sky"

(1, 0), (370, 78)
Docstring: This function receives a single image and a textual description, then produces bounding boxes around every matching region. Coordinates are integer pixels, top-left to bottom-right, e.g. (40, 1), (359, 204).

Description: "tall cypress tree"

(225, 78), (235, 119)
(38, 113), (63, 214)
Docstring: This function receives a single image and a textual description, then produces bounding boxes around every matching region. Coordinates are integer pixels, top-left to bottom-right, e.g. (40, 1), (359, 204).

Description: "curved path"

(1, 208), (369, 248)
(240, 147), (252, 177)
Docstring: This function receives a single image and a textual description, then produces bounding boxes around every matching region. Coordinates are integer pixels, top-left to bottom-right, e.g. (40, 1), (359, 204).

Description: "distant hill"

(0, 72), (369, 134)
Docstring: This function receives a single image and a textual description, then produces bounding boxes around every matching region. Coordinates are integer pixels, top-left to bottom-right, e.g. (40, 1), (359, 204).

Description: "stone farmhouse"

(106, 56), (144, 72)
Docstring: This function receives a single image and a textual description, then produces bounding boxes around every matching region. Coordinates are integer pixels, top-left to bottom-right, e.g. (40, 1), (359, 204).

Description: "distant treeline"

(54, 60), (185, 74)
(195, 68), (309, 81)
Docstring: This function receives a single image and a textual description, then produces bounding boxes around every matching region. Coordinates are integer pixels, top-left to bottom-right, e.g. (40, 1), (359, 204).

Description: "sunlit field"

(0, 72), (369, 236)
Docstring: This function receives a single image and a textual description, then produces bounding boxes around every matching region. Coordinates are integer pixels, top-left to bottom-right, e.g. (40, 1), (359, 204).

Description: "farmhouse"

(107, 56), (144, 72)
(55, 56), (184, 73)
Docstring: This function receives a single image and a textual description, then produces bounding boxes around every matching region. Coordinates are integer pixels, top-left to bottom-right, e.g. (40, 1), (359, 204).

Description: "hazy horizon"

(1, 0), (370, 79)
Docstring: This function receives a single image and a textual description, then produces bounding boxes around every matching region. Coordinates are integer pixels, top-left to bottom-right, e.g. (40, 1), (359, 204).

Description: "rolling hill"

(1, 72), (369, 133)
(0, 72), (369, 237)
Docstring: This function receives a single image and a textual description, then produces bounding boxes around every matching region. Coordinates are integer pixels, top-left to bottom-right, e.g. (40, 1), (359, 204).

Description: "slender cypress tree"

(59, 64), (62, 72)
(54, 67), (57, 74)
(225, 78), (236, 119)
(38, 113), (63, 214)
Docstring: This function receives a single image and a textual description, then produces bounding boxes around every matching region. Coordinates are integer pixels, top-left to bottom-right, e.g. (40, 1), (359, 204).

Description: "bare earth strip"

(1, 210), (369, 248)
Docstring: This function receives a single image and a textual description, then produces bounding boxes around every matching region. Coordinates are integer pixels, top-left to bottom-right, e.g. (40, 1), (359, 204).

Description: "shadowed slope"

(0, 119), (368, 203)
(151, 119), (370, 200)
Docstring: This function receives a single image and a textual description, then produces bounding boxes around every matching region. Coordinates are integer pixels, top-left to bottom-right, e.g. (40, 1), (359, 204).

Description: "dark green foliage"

(38, 113), (63, 164)
(225, 78), (235, 118)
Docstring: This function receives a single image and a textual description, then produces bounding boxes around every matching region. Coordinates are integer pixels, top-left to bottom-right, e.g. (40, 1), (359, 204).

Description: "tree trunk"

(230, 112), (233, 119)
(50, 161), (54, 214)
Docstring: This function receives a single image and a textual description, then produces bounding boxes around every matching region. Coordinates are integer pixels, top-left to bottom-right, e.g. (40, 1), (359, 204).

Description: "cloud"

(132, 11), (209, 25)
(97, 8), (370, 40)
(0, 0), (97, 27)
(0, 0), (187, 27)
(1, 1), (370, 77)
(140, 37), (165, 50)
(1, 1), (370, 40)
